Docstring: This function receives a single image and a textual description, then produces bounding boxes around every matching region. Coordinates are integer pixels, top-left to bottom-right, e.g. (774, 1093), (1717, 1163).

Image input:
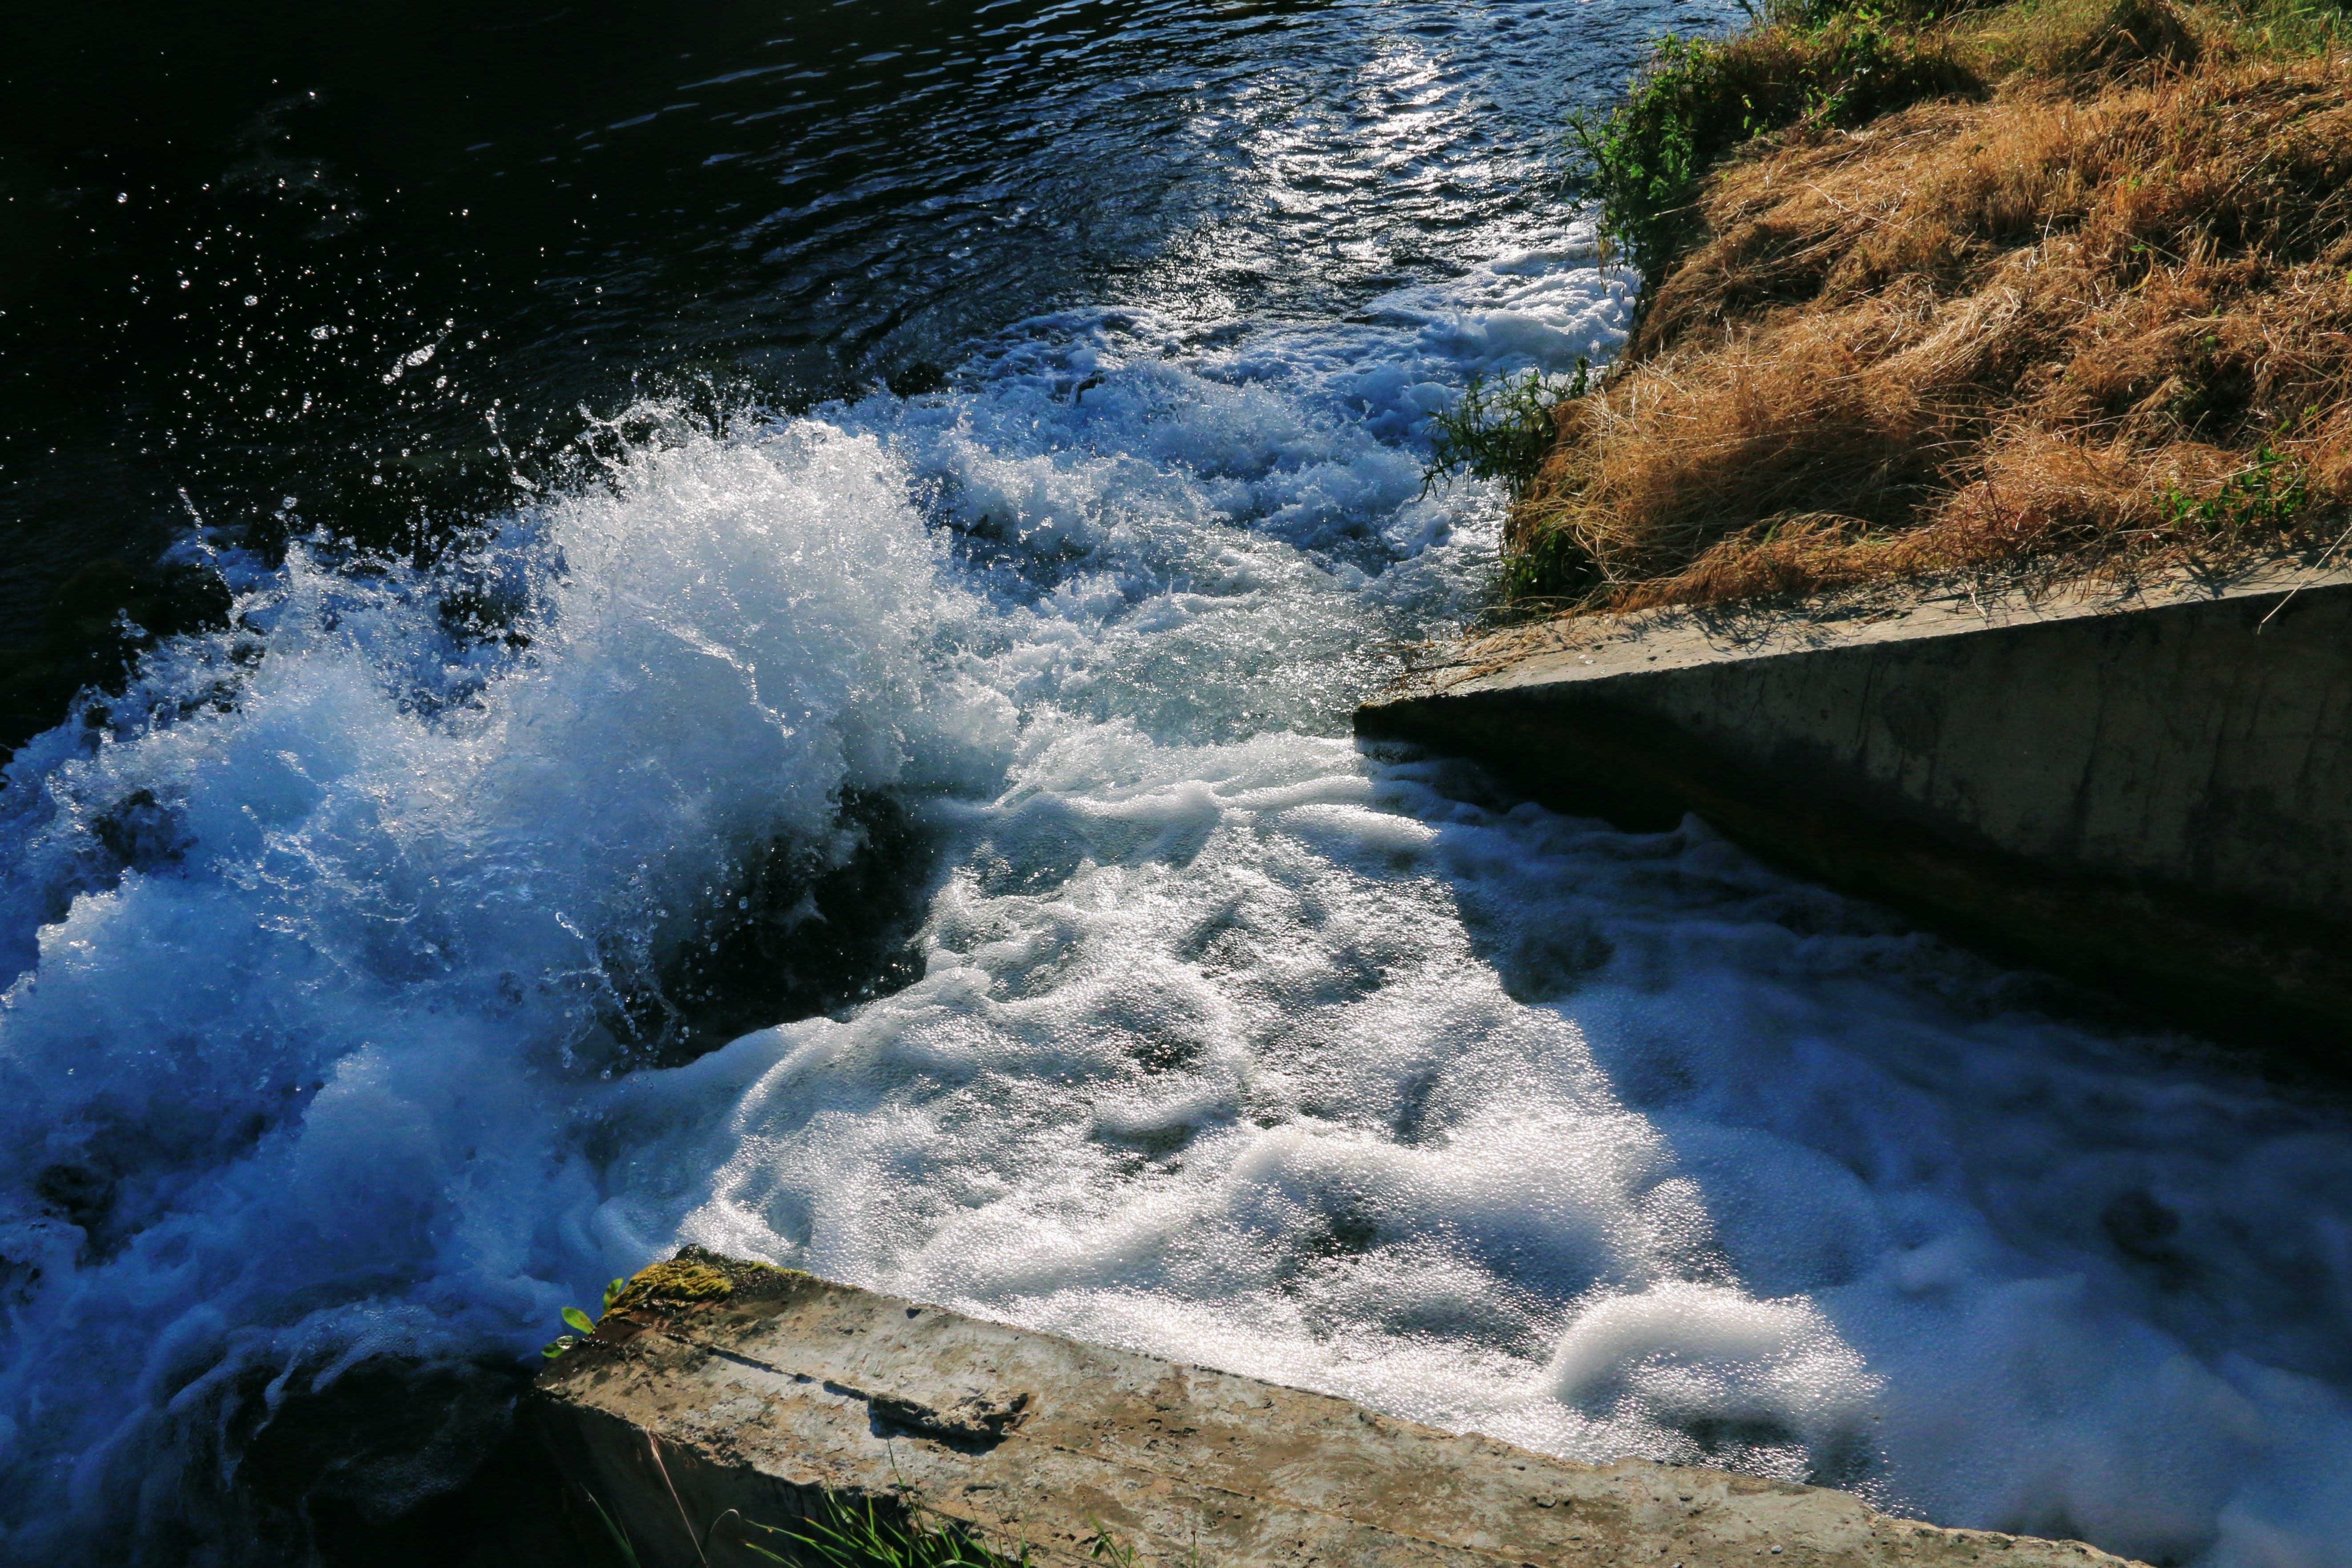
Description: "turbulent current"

(3, 4), (2351, 1566)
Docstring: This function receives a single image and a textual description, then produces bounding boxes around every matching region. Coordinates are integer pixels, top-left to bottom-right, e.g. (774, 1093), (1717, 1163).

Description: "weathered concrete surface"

(530, 1248), (2138, 1568)
(1357, 567), (2352, 1046)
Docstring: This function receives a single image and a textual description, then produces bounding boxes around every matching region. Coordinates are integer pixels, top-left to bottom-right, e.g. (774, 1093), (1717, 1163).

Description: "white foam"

(2, 232), (2350, 1568)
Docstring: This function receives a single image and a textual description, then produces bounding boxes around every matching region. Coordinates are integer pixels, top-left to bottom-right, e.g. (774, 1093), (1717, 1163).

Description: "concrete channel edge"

(528, 1248), (2141, 1568)
(1355, 567), (2352, 1051)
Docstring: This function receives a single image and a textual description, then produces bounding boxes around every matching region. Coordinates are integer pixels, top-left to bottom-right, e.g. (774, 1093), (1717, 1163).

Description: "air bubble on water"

(0, 27), (2348, 1565)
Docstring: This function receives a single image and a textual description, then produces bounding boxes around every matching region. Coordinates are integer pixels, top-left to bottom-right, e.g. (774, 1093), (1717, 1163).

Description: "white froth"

(1, 229), (2349, 1568)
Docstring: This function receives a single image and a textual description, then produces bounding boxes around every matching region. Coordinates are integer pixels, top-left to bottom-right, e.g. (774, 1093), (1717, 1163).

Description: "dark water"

(0, 0), (1683, 619)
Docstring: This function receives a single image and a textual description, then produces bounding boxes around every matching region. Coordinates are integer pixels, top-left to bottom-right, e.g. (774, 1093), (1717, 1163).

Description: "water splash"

(1, 230), (2349, 1568)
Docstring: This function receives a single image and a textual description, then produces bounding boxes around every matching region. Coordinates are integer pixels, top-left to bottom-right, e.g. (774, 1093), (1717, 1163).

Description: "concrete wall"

(1357, 569), (2352, 1049)
(530, 1248), (2137, 1568)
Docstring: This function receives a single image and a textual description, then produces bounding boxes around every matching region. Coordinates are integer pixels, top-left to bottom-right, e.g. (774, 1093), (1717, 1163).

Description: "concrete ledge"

(1356, 568), (2352, 1050)
(528, 1248), (2137, 1568)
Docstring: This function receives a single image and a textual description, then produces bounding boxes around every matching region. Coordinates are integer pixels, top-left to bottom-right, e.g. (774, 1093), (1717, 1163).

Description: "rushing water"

(4, 3), (2352, 1565)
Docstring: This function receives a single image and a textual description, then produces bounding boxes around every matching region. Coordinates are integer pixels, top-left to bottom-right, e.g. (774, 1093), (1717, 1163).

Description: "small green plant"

(584, 1488), (644, 1568)
(543, 1275), (631, 1361)
(1085, 1518), (1139, 1567)
(2158, 445), (2310, 535)
(1423, 361), (1589, 500)
(743, 1492), (1031, 1567)
(1084, 1516), (1203, 1568)
(1565, 1), (1973, 286)
(1566, 32), (1729, 284)
(571, 1477), (1200, 1568)
(1501, 521), (1609, 607)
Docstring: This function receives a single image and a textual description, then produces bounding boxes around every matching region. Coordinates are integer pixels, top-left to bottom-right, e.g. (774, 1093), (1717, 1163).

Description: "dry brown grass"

(1514, 0), (2352, 614)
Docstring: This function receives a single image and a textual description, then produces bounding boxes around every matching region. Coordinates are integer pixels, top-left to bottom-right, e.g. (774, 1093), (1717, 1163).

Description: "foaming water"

(5, 228), (2352, 1566)
(7, 8), (2352, 1568)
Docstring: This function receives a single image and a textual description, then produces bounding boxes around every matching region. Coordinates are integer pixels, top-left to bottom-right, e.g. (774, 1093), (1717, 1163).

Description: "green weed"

(1082, 1515), (1205, 1568)
(567, 1477), (1219, 1568)
(584, 1488), (645, 1568)
(1423, 361), (1589, 500)
(2159, 446), (2310, 535)
(542, 1276), (631, 1362)
(575, 1480), (1034, 1568)
(1565, 1), (1976, 287)
(743, 1492), (1030, 1568)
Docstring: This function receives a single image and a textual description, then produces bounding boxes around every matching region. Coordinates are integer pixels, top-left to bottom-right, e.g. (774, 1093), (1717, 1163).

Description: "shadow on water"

(1368, 742), (2352, 1504)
